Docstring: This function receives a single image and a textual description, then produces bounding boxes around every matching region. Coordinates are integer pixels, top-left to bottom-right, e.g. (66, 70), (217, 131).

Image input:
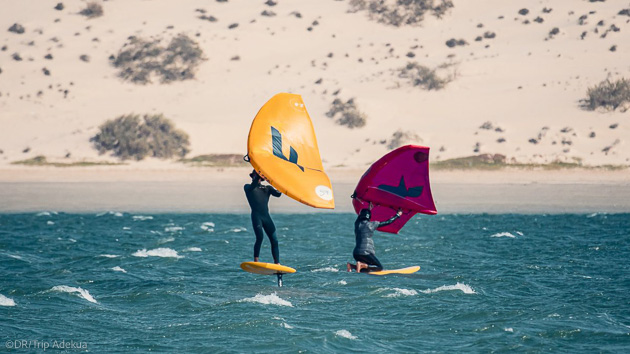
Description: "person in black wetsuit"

(347, 205), (402, 273)
(244, 170), (282, 264)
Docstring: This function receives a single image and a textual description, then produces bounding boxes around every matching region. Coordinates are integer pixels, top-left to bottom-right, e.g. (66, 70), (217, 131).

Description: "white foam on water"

(37, 211), (57, 217)
(421, 283), (477, 294)
(7, 254), (23, 260)
(0, 294), (16, 307)
(311, 266), (339, 273)
(51, 285), (98, 304)
(122, 227), (131, 230)
(516, 231), (524, 236)
(491, 232), (516, 238)
(132, 248), (182, 258)
(201, 222), (215, 232)
(504, 327), (514, 333)
(112, 266), (127, 273)
(133, 215), (153, 221)
(338, 280), (347, 285)
(96, 211), (123, 217)
(47, 221), (55, 225)
(282, 322), (293, 329)
(98, 254), (119, 258)
(240, 293), (293, 307)
(184, 247), (202, 252)
(385, 288), (418, 298)
(229, 227), (247, 233)
(158, 237), (175, 244)
(164, 226), (184, 232)
(69, 238), (76, 243)
(335, 329), (357, 340)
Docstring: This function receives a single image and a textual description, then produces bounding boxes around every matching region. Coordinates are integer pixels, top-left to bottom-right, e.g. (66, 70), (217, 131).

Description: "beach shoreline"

(1, 166), (628, 214)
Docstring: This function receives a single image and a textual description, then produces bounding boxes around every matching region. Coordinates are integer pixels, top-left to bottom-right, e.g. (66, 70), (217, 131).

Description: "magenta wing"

(352, 145), (437, 234)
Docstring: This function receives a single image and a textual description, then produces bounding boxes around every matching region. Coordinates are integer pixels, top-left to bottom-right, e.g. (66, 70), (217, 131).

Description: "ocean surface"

(1, 212), (629, 352)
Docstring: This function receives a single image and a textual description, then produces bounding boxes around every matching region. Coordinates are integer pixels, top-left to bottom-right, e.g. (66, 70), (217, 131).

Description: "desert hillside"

(1, 0), (629, 168)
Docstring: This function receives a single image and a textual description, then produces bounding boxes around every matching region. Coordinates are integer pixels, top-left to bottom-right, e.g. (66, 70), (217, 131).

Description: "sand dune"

(0, 0), (628, 169)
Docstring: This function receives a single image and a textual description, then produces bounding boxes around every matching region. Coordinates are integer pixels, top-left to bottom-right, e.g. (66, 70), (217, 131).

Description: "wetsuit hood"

(249, 170), (261, 184)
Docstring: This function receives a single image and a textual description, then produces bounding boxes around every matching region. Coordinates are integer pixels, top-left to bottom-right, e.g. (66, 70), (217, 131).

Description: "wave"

(421, 283), (477, 294)
(132, 248), (182, 258)
(201, 222), (215, 232)
(133, 215), (153, 221)
(338, 280), (347, 285)
(385, 288), (418, 297)
(164, 226), (184, 232)
(96, 211), (123, 217)
(240, 293), (293, 307)
(111, 266), (127, 273)
(47, 221), (55, 225)
(0, 294), (16, 306)
(335, 329), (357, 340)
(228, 227), (247, 233)
(98, 254), (119, 258)
(491, 232), (516, 238)
(51, 285), (98, 304)
(184, 247), (202, 252)
(158, 237), (175, 244)
(311, 266), (339, 273)
(37, 211), (57, 217)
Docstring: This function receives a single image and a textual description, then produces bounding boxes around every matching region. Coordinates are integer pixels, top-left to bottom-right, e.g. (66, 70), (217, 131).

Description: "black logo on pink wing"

(378, 176), (423, 198)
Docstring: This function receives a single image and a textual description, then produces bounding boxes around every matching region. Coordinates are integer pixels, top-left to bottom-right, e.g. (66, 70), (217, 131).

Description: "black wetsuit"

(353, 214), (400, 270)
(244, 182), (281, 263)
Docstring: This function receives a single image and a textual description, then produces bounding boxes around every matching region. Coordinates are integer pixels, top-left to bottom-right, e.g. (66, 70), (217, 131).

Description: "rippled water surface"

(1, 213), (629, 352)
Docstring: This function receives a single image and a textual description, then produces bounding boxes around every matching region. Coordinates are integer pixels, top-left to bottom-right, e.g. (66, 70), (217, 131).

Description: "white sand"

(0, 0), (628, 169)
(0, 1), (629, 213)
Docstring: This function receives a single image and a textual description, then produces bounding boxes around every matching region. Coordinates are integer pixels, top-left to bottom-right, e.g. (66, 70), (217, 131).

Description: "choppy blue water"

(1, 212), (629, 352)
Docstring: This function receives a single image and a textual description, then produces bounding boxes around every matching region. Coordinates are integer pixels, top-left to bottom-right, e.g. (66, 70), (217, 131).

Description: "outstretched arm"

(376, 209), (403, 228)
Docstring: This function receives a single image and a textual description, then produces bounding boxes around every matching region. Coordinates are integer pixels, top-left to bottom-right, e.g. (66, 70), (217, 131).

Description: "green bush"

(111, 34), (204, 84)
(79, 2), (103, 19)
(349, 0), (454, 26)
(584, 78), (630, 111)
(91, 114), (190, 160)
(326, 98), (367, 128)
(398, 62), (452, 90)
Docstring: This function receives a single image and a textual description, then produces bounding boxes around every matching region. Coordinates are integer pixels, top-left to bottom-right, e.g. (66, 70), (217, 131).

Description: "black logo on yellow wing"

(271, 126), (304, 172)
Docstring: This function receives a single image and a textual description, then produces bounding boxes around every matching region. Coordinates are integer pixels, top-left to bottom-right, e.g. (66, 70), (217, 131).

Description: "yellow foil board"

(369, 266), (420, 276)
(240, 262), (297, 275)
(247, 93), (335, 209)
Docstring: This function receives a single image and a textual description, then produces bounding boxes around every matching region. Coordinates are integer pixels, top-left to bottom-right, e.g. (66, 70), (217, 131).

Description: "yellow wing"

(247, 93), (335, 209)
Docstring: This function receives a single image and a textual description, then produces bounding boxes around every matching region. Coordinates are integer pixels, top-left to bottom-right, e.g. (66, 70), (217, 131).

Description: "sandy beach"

(1, 0), (629, 212)
(1, 166), (628, 213)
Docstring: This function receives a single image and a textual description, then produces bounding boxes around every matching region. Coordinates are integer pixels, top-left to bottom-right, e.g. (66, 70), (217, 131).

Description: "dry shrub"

(398, 62), (453, 90)
(326, 98), (367, 129)
(111, 34), (204, 84)
(91, 114), (190, 160)
(387, 130), (422, 150)
(80, 2), (103, 18)
(349, 0), (454, 26)
(584, 78), (630, 111)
